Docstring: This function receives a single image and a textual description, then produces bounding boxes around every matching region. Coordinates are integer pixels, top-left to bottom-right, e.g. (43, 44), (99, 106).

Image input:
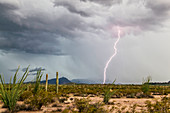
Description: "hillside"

(40, 77), (72, 84)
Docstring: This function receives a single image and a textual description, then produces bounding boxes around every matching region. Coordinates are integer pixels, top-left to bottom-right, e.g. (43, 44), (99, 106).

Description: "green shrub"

(25, 90), (54, 110)
(19, 91), (33, 101)
(0, 66), (29, 113)
(141, 76), (151, 95)
(75, 98), (90, 112)
(75, 98), (106, 113)
(24, 69), (55, 110)
(103, 80), (117, 104)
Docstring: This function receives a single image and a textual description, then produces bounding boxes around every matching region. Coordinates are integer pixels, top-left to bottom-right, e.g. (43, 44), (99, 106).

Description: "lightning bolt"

(103, 27), (121, 84)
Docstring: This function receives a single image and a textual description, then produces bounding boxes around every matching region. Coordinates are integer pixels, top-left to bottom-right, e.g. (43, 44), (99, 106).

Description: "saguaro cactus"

(56, 72), (59, 93)
(45, 74), (48, 92)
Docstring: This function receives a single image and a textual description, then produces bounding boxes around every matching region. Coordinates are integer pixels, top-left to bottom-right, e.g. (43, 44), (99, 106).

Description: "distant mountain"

(27, 77), (112, 85)
(149, 81), (170, 85)
(59, 77), (72, 84)
(71, 79), (101, 84)
(40, 77), (72, 84)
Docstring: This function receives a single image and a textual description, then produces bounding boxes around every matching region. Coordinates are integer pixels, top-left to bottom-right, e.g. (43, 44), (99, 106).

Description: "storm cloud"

(10, 67), (45, 72)
(0, 0), (170, 55)
(21, 67), (45, 72)
(0, 0), (170, 83)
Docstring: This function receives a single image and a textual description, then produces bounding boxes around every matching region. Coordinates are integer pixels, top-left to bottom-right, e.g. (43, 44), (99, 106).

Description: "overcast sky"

(0, 0), (170, 84)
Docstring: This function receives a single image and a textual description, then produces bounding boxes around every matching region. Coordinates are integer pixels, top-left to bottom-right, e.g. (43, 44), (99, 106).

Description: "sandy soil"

(0, 94), (169, 113)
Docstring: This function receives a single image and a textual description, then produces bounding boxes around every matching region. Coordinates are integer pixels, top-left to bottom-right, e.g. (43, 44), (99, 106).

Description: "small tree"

(141, 76), (152, 95)
(0, 66), (29, 112)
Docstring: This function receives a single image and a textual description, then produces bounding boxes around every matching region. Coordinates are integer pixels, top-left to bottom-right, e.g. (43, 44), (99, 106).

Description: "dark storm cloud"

(0, 2), (26, 32)
(0, 0), (170, 55)
(0, 0), (82, 55)
(29, 67), (45, 72)
(22, 67), (45, 72)
(0, 31), (64, 55)
(10, 67), (45, 73)
(0, 4), (59, 55)
(0, 1), (66, 55)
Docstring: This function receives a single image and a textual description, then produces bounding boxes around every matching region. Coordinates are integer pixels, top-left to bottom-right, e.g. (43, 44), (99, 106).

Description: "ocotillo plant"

(32, 69), (43, 95)
(0, 66), (29, 112)
(56, 72), (59, 93)
(141, 76), (152, 95)
(103, 79), (118, 104)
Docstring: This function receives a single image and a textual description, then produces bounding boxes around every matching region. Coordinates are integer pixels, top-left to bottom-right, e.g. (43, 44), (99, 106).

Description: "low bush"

(24, 69), (55, 110)
(19, 91), (33, 101)
(24, 90), (55, 110)
(141, 76), (151, 95)
(74, 98), (106, 113)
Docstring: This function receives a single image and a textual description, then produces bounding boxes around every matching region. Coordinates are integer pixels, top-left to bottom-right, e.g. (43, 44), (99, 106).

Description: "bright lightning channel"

(103, 27), (121, 84)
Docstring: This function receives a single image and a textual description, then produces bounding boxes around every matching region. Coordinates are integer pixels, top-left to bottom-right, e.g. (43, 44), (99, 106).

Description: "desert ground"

(0, 92), (169, 113)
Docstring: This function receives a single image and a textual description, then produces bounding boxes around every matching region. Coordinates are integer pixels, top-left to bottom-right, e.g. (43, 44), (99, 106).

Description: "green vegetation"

(0, 83), (169, 112)
(141, 76), (151, 95)
(74, 98), (106, 113)
(0, 66), (29, 112)
(145, 96), (170, 112)
(24, 69), (55, 110)
(103, 80), (117, 104)
(32, 69), (43, 95)
(0, 68), (169, 113)
(24, 90), (55, 110)
(46, 84), (170, 97)
(19, 90), (33, 101)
